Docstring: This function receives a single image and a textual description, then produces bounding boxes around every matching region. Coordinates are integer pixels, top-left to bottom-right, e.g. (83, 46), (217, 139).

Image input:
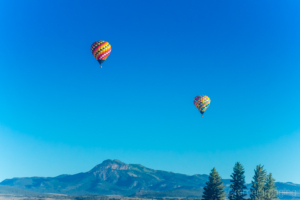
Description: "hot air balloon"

(91, 41), (111, 68)
(194, 95), (211, 117)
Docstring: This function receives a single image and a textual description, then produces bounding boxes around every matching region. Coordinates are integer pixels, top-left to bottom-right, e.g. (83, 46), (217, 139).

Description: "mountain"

(1, 159), (299, 198)
(0, 159), (209, 196)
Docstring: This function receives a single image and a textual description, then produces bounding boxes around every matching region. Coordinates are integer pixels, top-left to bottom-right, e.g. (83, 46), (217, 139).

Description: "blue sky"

(0, 0), (300, 183)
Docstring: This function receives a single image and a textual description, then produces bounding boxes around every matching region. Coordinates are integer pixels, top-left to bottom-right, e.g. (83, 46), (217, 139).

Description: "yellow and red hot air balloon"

(91, 41), (111, 68)
(194, 95), (211, 117)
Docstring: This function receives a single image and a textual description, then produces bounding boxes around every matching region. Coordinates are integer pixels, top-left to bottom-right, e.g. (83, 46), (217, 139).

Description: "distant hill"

(0, 185), (68, 198)
(1, 159), (299, 198)
(0, 185), (39, 195)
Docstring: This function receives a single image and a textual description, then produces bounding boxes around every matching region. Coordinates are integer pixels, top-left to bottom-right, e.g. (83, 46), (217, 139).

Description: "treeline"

(202, 162), (278, 200)
(74, 196), (109, 200)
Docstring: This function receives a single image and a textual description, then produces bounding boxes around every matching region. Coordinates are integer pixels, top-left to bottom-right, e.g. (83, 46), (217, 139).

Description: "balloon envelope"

(91, 41), (111, 65)
(194, 95), (211, 116)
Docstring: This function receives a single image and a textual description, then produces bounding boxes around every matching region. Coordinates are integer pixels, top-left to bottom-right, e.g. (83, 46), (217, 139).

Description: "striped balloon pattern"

(91, 41), (111, 65)
(194, 95), (211, 116)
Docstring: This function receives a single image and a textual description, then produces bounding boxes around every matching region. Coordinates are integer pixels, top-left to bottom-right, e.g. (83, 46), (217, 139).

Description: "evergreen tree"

(228, 162), (247, 200)
(202, 168), (226, 200)
(250, 165), (267, 200)
(264, 173), (278, 200)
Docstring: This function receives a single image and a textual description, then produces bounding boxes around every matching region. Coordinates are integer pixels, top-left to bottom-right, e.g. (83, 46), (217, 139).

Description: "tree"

(202, 168), (226, 200)
(264, 173), (278, 200)
(250, 165), (267, 200)
(228, 162), (247, 200)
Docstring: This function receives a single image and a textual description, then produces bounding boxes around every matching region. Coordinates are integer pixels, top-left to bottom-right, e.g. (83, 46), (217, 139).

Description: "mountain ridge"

(1, 159), (299, 197)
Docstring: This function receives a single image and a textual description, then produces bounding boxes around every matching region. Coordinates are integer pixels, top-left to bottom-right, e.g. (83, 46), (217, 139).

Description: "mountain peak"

(112, 159), (123, 163)
(89, 159), (129, 172)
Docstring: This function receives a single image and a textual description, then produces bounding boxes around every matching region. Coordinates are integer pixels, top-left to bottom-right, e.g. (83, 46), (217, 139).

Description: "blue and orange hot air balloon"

(194, 95), (211, 117)
(91, 41), (111, 68)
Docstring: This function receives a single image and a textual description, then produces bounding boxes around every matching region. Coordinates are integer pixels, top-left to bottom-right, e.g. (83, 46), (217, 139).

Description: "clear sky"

(0, 0), (300, 184)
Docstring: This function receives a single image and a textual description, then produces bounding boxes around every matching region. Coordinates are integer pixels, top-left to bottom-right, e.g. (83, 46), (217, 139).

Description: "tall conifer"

(264, 173), (278, 200)
(250, 165), (267, 200)
(228, 162), (247, 200)
(202, 168), (226, 200)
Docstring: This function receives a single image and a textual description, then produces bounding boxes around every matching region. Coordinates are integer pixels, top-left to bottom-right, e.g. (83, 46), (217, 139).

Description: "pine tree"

(250, 165), (267, 200)
(202, 168), (226, 200)
(228, 162), (247, 200)
(264, 173), (278, 200)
